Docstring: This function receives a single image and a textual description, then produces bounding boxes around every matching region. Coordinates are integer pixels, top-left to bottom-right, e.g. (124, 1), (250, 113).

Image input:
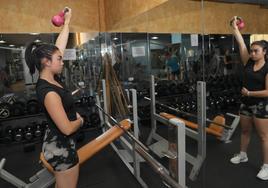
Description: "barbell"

(95, 104), (149, 152)
(144, 97), (232, 130)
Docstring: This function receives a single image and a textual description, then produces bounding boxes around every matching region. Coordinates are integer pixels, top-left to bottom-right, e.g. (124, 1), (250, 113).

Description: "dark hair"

(25, 42), (59, 75)
(251, 40), (268, 61)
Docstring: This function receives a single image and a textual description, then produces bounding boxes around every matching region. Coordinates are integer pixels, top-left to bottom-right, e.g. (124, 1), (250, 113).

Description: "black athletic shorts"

(240, 101), (268, 119)
(42, 128), (79, 171)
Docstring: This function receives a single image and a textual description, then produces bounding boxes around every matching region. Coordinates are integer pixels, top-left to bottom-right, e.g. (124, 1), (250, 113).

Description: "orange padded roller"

(40, 119), (131, 172)
(160, 113), (225, 138)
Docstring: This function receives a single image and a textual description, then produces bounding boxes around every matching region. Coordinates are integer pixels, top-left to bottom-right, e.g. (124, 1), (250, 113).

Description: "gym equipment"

(51, 8), (68, 27)
(11, 101), (25, 116)
(34, 123), (42, 138)
(146, 75), (240, 181)
(230, 16), (245, 30)
(14, 127), (23, 142)
(160, 112), (239, 142)
(98, 80), (186, 188)
(24, 126), (33, 141)
(4, 126), (13, 142)
(0, 103), (11, 119)
(26, 99), (40, 114)
(146, 97), (232, 130)
(89, 112), (101, 127)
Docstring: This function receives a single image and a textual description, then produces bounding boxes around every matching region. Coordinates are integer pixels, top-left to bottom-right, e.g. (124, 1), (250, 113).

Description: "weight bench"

(160, 112), (240, 143)
(0, 119), (131, 188)
(160, 113), (224, 138)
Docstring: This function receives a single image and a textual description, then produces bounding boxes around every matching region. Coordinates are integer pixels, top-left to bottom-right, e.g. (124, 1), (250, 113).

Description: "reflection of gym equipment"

(160, 112), (239, 143)
(146, 76), (239, 181)
(26, 99), (40, 115)
(98, 80), (186, 188)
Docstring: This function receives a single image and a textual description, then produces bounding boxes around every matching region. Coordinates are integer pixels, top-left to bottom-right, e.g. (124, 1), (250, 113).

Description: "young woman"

(25, 8), (84, 188)
(229, 16), (268, 180)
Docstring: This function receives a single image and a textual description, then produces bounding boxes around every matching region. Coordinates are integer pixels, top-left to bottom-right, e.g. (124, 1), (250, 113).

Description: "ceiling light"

(151, 36), (158, 40)
(9, 44), (15, 47)
(113, 37), (118, 40)
(210, 37), (215, 40)
(0, 34), (6, 43)
(30, 33), (40, 35)
(220, 36), (226, 39)
(34, 39), (42, 43)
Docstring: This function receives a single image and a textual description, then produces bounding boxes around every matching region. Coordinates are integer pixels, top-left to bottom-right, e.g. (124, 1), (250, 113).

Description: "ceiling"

(203, 0), (268, 7)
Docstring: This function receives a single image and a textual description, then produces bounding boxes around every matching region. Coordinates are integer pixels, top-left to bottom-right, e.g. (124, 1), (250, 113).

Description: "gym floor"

(0, 123), (268, 188)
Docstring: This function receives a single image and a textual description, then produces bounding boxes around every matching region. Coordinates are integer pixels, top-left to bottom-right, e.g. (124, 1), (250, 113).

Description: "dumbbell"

(34, 123), (43, 138)
(5, 126), (13, 142)
(14, 127), (24, 142)
(11, 101), (25, 116)
(26, 99), (40, 114)
(89, 113), (101, 126)
(51, 8), (69, 27)
(24, 125), (33, 141)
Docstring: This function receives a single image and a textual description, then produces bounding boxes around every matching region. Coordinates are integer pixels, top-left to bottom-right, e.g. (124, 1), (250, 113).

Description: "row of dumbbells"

(0, 121), (48, 144)
(0, 112), (101, 144)
(0, 95), (97, 120)
(138, 91), (241, 120)
(206, 74), (242, 93)
(0, 99), (41, 119)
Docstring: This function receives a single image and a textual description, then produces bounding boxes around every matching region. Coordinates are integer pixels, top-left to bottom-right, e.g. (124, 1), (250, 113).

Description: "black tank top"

(36, 76), (77, 137)
(242, 60), (268, 105)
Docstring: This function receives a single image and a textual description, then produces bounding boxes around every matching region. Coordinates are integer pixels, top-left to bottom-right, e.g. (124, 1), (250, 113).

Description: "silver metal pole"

(102, 79), (108, 124)
(131, 89), (140, 178)
(197, 81), (206, 158)
(146, 75), (157, 145)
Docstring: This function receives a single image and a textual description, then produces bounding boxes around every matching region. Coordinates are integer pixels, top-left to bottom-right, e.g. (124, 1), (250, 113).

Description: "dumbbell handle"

(72, 89), (80, 95)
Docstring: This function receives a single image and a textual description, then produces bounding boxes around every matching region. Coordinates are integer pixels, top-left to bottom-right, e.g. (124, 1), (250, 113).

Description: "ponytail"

(25, 42), (37, 75)
(25, 42), (59, 75)
(260, 40), (268, 61)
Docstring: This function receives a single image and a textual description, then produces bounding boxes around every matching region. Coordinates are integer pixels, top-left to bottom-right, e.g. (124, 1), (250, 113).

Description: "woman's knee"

(258, 132), (268, 142)
(241, 128), (251, 135)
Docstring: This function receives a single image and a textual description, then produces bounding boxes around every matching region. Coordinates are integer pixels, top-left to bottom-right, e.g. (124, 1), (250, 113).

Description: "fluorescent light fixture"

(30, 33), (40, 35)
(151, 36), (158, 40)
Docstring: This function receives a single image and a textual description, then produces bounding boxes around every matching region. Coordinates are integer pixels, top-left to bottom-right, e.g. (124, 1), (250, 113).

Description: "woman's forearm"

(248, 90), (268, 98)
